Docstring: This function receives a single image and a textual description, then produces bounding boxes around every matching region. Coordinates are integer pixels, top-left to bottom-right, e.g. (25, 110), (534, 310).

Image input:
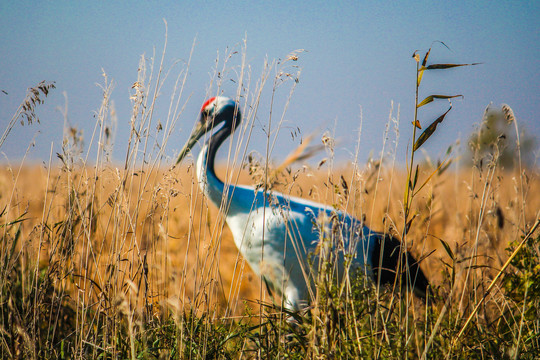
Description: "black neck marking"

(204, 106), (241, 184)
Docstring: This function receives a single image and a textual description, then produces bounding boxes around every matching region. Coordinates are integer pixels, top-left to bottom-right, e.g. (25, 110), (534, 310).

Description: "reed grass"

(1, 39), (539, 359)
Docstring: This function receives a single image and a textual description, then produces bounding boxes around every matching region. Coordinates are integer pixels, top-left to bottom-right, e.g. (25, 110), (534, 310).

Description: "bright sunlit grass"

(1, 38), (539, 359)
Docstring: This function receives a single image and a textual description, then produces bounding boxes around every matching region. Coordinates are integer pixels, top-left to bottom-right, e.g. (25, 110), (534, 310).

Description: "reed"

(1, 38), (538, 359)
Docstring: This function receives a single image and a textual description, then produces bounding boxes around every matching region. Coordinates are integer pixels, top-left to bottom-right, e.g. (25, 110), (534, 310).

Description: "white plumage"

(176, 96), (429, 309)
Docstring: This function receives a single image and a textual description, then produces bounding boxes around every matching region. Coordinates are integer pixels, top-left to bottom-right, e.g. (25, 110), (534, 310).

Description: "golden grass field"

(3, 46), (540, 358)
(2, 161), (538, 319)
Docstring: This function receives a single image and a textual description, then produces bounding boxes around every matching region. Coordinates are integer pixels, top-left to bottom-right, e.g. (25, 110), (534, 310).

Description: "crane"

(175, 96), (429, 309)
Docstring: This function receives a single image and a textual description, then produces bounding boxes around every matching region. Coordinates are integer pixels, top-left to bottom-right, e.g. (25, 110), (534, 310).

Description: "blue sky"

(1, 1), (538, 166)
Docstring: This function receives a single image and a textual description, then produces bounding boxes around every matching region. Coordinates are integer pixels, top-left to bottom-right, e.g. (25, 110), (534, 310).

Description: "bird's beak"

(175, 120), (207, 165)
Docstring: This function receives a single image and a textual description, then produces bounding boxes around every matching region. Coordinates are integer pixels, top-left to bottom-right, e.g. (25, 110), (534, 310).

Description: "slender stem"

(0, 104), (23, 150)
(452, 215), (540, 347)
(394, 55), (421, 357)
(404, 60), (420, 229)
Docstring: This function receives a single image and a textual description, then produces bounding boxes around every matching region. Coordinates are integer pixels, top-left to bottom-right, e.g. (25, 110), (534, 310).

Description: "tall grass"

(1, 37), (539, 359)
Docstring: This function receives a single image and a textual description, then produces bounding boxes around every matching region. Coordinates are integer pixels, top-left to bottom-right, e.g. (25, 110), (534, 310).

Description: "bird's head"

(175, 96), (241, 165)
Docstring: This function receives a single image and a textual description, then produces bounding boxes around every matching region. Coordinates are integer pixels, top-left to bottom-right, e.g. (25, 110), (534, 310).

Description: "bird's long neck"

(196, 122), (233, 207)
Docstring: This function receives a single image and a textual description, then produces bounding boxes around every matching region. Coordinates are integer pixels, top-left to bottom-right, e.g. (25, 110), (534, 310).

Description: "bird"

(175, 96), (430, 309)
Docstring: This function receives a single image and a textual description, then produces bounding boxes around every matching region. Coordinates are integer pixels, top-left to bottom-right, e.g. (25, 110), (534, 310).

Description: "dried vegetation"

(1, 38), (539, 359)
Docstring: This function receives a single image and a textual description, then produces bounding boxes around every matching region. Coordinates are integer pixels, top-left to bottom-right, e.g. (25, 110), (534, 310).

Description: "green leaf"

(426, 63), (481, 70)
(417, 94), (462, 108)
(413, 106), (452, 151)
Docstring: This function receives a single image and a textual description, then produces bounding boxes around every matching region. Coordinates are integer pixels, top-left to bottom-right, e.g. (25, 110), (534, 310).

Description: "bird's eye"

(200, 114), (209, 126)
(200, 108), (214, 126)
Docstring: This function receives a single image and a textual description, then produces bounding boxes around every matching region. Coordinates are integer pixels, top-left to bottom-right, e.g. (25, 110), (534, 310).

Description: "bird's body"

(177, 96), (429, 309)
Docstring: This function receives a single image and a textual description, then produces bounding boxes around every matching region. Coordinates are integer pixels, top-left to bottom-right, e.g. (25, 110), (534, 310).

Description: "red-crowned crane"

(175, 96), (429, 309)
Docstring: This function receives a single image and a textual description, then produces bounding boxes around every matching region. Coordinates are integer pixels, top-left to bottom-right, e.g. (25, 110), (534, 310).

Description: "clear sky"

(1, 1), (538, 167)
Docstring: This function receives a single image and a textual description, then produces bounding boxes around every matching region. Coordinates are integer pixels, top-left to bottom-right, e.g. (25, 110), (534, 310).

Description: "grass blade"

(422, 47), (431, 67)
(426, 63), (481, 70)
(417, 94), (462, 108)
(413, 106), (452, 151)
(453, 216), (540, 346)
(437, 238), (455, 261)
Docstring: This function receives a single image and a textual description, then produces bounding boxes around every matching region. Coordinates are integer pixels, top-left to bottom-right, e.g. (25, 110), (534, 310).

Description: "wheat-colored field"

(2, 48), (539, 357)
(2, 162), (538, 318)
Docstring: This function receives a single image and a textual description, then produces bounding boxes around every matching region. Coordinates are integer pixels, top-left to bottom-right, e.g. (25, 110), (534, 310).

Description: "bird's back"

(223, 183), (376, 308)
